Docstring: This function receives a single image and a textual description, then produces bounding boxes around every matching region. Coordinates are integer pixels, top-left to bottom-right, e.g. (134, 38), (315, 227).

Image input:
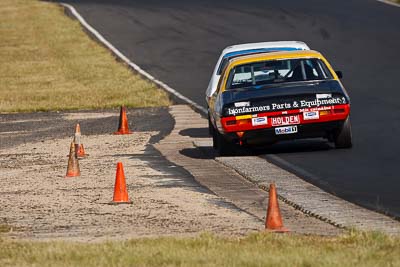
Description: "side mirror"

(335, 71), (343, 79)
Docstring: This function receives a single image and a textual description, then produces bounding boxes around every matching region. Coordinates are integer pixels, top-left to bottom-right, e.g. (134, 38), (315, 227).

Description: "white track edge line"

(60, 3), (207, 115)
(376, 0), (400, 7)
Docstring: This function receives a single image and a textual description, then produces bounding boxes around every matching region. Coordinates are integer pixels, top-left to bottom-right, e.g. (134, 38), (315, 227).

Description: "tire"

(334, 117), (353, 149)
(212, 126), (218, 149)
(208, 113), (213, 136)
(213, 129), (234, 156)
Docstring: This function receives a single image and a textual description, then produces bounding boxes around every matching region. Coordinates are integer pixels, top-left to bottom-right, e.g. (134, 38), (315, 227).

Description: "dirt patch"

(0, 130), (260, 242)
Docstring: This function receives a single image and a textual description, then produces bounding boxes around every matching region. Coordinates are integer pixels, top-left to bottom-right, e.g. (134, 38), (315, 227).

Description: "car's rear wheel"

(213, 129), (235, 156)
(208, 113), (213, 136)
(334, 117), (352, 149)
(212, 126), (218, 149)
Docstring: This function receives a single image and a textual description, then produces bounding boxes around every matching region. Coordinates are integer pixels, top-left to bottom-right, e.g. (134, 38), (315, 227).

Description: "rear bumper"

(217, 104), (350, 145)
(223, 120), (344, 145)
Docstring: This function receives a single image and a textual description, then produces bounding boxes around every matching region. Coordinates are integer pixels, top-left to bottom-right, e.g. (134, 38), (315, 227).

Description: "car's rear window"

(217, 47), (301, 75)
(226, 58), (333, 90)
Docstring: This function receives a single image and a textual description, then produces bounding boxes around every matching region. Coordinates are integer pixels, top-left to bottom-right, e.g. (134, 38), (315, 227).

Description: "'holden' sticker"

(271, 115), (300, 126)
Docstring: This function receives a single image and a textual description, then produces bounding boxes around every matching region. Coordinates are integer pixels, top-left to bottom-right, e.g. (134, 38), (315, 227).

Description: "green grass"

(0, 0), (171, 112)
(0, 231), (399, 267)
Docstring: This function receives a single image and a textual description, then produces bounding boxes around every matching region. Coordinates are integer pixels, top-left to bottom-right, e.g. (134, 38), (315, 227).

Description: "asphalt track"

(62, 0), (400, 218)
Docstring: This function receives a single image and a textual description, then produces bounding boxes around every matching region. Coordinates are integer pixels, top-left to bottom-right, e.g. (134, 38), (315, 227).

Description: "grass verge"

(0, 231), (399, 267)
(0, 0), (171, 112)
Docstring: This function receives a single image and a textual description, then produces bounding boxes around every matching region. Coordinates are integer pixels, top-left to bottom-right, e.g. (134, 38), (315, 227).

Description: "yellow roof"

(219, 50), (338, 92)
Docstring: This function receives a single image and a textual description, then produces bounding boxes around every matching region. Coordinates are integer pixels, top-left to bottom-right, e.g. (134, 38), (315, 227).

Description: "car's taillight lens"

(238, 119), (251, 125)
(334, 108), (345, 114)
(319, 110), (331, 116)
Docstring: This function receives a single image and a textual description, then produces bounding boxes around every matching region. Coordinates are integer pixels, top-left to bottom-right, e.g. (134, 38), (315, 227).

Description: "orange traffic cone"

(111, 162), (132, 204)
(265, 183), (289, 232)
(114, 106), (132, 135)
(73, 123), (88, 158)
(65, 141), (80, 178)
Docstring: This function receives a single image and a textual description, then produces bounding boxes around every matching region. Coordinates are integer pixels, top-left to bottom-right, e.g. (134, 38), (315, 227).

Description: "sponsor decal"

(299, 98), (344, 108)
(300, 106), (332, 113)
(252, 116), (268, 126)
(316, 93), (332, 99)
(227, 97), (346, 116)
(275, 126), (298, 135)
(228, 105), (270, 116)
(303, 111), (319, 120)
(271, 115), (300, 126)
(234, 101), (250, 107)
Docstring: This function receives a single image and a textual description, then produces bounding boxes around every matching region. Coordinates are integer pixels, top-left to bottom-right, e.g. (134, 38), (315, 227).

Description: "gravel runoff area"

(0, 108), (261, 242)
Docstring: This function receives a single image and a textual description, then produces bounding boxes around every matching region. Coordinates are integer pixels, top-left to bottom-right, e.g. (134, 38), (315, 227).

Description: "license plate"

(275, 126), (298, 135)
(251, 116), (268, 126)
(271, 115), (300, 126)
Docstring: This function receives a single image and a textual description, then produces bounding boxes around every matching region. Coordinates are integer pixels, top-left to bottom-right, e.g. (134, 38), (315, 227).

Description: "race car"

(207, 50), (352, 155)
(205, 41), (310, 103)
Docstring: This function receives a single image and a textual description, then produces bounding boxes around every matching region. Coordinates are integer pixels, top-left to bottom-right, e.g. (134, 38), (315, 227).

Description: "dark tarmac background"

(11, 0), (400, 218)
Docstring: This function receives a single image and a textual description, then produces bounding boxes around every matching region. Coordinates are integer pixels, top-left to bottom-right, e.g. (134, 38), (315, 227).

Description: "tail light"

(319, 110), (331, 116)
(238, 119), (251, 125)
(334, 108), (345, 114)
